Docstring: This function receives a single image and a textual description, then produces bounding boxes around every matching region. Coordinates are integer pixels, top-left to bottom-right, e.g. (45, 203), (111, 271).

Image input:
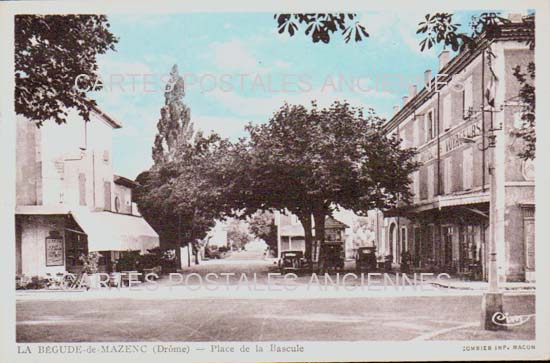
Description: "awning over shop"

(382, 191), (490, 217)
(70, 209), (159, 252)
(16, 205), (71, 215)
(437, 192), (490, 209)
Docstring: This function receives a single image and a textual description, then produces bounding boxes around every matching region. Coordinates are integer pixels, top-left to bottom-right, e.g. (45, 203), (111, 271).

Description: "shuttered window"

(427, 164), (434, 199)
(463, 76), (473, 117)
(443, 94), (452, 131)
(413, 171), (420, 203)
(414, 118), (420, 147)
(425, 110), (435, 141)
(463, 148), (474, 190)
(444, 157), (453, 194)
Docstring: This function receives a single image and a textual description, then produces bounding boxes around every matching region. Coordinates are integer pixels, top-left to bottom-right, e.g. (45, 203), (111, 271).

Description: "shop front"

(15, 206), (159, 278)
(383, 197), (490, 279)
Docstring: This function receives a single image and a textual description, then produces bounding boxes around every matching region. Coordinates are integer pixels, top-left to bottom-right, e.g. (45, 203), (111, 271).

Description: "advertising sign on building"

(45, 236), (64, 266)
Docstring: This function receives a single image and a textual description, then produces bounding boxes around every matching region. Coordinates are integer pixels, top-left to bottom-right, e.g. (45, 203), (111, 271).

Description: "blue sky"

(90, 10), (488, 179)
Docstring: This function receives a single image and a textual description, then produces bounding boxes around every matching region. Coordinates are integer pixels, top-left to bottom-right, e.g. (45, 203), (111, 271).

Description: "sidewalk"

(423, 274), (536, 291)
(16, 275), (535, 301)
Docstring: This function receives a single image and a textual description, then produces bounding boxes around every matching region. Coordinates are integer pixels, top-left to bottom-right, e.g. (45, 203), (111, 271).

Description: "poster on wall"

(45, 236), (64, 266)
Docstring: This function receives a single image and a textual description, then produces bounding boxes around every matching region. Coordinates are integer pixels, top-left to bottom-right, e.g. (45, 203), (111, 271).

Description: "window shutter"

(444, 157), (453, 194)
(427, 164), (434, 199)
(414, 118), (420, 147)
(462, 148), (473, 190)
(414, 171), (420, 203)
(443, 94), (452, 131)
(463, 76), (473, 117)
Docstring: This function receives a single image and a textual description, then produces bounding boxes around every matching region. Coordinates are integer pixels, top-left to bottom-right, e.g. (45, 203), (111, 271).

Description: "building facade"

(275, 210), (375, 259)
(376, 15), (535, 282)
(15, 106), (159, 277)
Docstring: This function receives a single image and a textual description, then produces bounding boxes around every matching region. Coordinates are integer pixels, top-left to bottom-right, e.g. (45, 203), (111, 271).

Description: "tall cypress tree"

(152, 64), (194, 164)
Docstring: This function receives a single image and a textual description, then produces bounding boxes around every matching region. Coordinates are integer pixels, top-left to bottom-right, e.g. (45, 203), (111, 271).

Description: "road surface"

(16, 253), (535, 342)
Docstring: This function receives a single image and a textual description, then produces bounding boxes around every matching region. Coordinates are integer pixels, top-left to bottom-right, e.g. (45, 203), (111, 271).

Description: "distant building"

(375, 14), (535, 282)
(274, 211), (351, 259)
(15, 105), (159, 277)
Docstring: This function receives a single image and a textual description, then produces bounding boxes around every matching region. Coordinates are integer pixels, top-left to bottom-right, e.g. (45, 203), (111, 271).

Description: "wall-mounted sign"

(444, 120), (482, 153)
(418, 145), (436, 163)
(45, 236), (64, 266)
(417, 120), (483, 163)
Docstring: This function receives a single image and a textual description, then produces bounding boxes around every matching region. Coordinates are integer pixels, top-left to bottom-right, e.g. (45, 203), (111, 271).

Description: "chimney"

(508, 13), (523, 23)
(402, 96), (409, 106)
(424, 70), (432, 88)
(393, 105), (400, 115)
(409, 85), (417, 98)
(439, 50), (450, 70)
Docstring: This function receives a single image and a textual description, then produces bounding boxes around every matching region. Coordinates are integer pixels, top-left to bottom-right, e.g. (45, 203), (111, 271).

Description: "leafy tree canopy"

(15, 15), (118, 126)
(274, 13), (368, 43)
(135, 132), (233, 246)
(512, 63), (535, 160)
(247, 211), (278, 253)
(227, 219), (253, 250)
(416, 12), (513, 52)
(230, 101), (419, 257)
(152, 65), (194, 164)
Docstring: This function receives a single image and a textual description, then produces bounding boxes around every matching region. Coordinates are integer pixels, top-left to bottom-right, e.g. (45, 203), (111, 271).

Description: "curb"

(428, 281), (536, 292)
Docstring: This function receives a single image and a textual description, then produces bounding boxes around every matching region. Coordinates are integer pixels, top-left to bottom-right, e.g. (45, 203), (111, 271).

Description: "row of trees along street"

(15, 13), (534, 268)
(133, 64), (420, 265)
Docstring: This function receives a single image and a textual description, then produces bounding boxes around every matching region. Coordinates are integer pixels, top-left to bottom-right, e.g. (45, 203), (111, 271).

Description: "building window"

(443, 94), (452, 131)
(444, 157), (453, 194)
(65, 232), (88, 272)
(414, 117), (420, 147)
(462, 147), (473, 190)
(463, 76), (473, 118)
(413, 171), (420, 203)
(103, 150), (110, 163)
(425, 109), (435, 141)
(419, 167), (427, 200)
(427, 164), (434, 199)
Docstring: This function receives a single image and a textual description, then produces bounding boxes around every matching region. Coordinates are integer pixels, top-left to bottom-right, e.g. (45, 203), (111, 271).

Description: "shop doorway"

(65, 230), (88, 274)
(442, 226), (453, 270)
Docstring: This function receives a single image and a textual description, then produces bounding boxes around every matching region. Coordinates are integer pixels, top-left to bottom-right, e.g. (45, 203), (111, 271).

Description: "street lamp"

(461, 109), (505, 331)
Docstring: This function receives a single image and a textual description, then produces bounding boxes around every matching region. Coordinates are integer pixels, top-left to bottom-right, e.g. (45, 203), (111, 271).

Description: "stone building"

(15, 105), (159, 277)
(375, 14), (535, 282)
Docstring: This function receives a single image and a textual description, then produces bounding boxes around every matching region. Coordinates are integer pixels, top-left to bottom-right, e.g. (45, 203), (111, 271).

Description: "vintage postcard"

(0, 0), (549, 362)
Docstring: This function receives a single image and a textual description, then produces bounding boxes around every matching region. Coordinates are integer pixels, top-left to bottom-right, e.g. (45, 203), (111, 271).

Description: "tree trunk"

(298, 213), (313, 261)
(313, 210), (326, 245)
(313, 209), (326, 271)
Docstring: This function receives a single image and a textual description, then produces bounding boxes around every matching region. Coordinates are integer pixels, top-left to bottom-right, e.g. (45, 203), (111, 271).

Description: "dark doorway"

(65, 230), (88, 274)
